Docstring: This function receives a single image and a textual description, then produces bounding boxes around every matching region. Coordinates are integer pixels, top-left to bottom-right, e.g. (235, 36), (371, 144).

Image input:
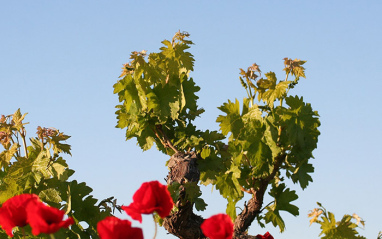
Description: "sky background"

(1, 1), (382, 238)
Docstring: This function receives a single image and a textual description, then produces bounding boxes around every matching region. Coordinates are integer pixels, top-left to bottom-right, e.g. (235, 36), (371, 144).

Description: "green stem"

(280, 73), (290, 107)
(20, 129), (28, 158)
(277, 72), (290, 144)
(10, 135), (20, 158)
(50, 234), (56, 239)
(152, 214), (158, 239)
(246, 77), (254, 107)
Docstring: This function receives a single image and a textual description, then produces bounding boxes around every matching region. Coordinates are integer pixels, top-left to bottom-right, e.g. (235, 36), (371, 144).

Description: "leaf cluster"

(308, 202), (366, 239)
(0, 110), (115, 238)
(167, 181), (208, 212)
(114, 32), (321, 235)
(213, 60), (320, 230)
(114, 31), (204, 154)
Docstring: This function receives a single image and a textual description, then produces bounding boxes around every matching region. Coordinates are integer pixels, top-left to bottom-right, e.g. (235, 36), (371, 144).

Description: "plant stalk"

(153, 214), (158, 239)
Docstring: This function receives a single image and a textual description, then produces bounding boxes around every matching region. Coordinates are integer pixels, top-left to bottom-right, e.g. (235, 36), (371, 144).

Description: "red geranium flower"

(201, 214), (234, 239)
(27, 201), (74, 235)
(0, 194), (40, 237)
(122, 181), (173, 223)
(256, 231), (274, 239)
(97, 216), (143, 239)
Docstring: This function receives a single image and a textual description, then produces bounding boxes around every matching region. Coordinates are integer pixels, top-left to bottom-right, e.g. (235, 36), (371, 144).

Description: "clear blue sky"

(1, 1), (381, 238)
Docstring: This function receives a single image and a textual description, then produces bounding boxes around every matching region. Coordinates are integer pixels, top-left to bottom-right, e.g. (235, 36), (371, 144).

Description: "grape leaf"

(226, 197), (240, 220)
(216, 99), (243, 137)
(215, 170), (243, 201)
(201, 147), (211, 159)
(194, 198), (208, 211)
(183, 182), (208, 211)
(290, 161), (314, 189)
(0, 143), (18, 169)
(256, 72), (290, 108)
(264, 183), (299, 232)
(181, 77), (200, 113)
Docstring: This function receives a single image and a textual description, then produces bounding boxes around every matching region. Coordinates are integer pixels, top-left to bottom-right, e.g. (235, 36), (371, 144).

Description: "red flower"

(256, 231), (274, 239)
(27, 201), (74, 235)
(122, 181), (173, 223)
(0, 194), (40, 237)
(97, 216), (143, 239)
(201, 214), (234, 239)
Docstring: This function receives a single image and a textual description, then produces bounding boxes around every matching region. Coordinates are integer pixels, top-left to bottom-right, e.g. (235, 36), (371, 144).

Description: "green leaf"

(264, 183), (299, 232)
(0, 180), (21, 204)
(247, 140), (273, 177)
(51, 157), (74, 181)
(215, 170), (243, 201)
(0, 143), (18, 169)
(269, 183), (299, 216)
(312, 204), (367, 239)
(226, 197), (239, 221)
(181, 77), (200, 113)
(174, 41), (194, 72)
(198, 152), (225, 186)
(39, 188), (62, 207)
(50, 132), (72, 155)
(276, 95), (320, 189)
(263, 117), (282, 158)
(217, 99), (243, 137)
(117, 75), (142, 111)
(291, 162), (314, 189)
(264, 208), (285, 232)
(194, 198), (208, 211)
(201, 147), (211, 159)
(2, 149), (51, 193)
(183, 182), (202, 202)
(12, 109), (28, 131)
(167, 182), (181, 203)
(136, 127), (156, 151)
(152, 84), (180, 122)
(278, 96), (320, 152)
(256, 72), (290, 108)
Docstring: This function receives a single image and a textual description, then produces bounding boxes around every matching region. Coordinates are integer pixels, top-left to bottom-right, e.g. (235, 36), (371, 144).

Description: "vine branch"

(154, 124), (179, 153)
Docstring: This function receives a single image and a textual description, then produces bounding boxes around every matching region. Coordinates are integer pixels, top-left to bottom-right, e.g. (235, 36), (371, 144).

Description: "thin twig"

(259, 201), (275, 213)
(155, 125), (179, 153)
(152, 214), (158, 239)
(20, 128), (28, 158)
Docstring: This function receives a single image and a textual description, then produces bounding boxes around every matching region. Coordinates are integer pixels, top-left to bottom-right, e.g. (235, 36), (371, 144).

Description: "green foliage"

(183, 182), (208, 211)
(0, 110), (114, 238)
(115, 32), (321, 234)
(276, 95), (320, 189)
(309, 202), (366, 239)
(114, 31), (204, 154)
(167, 181), (208, 212)
(256, 72), (290, 108)
(264, 183), (299, 232)
(214, 58), (320, 227)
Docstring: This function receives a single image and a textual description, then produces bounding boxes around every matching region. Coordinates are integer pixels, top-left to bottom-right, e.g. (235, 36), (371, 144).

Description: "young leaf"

(216, 99), (243, 137)
(256, 72), (290, 108)
(201, 147), (211, 159)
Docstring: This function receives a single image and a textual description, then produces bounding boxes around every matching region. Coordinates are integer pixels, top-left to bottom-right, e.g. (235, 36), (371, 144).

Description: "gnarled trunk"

(163, 151), (272, 239)
(163, 152), (206, 239)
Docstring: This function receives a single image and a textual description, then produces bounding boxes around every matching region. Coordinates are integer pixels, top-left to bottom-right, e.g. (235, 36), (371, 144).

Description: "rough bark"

(162, 152), (285, 239)
(233, 181), (268, 238)
(233, 154), (285, 238)
(163, 152), (207, 239)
